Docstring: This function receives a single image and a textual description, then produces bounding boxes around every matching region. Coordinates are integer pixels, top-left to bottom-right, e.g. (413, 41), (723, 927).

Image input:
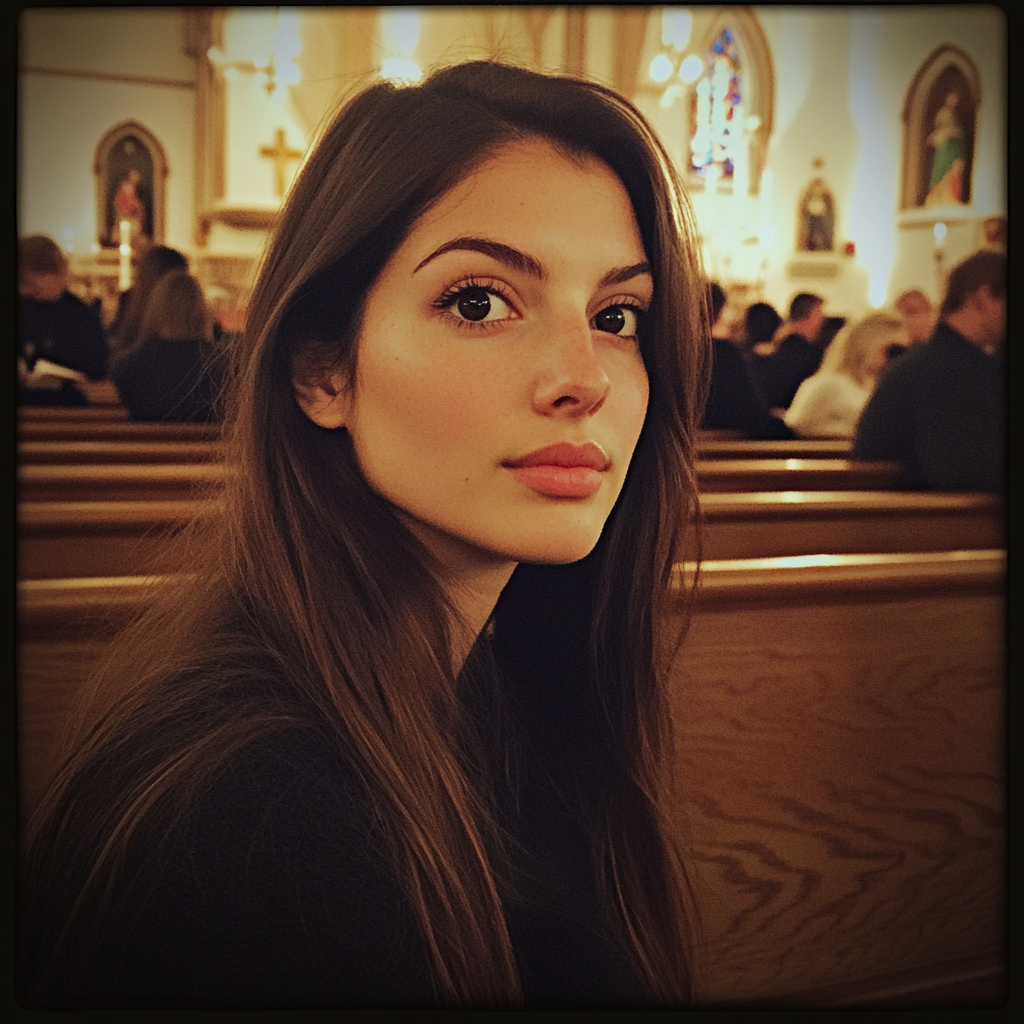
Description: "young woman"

(784, 311), (909, 438)
(111, 269), (225, 423)
(21, 62), (709, 1009)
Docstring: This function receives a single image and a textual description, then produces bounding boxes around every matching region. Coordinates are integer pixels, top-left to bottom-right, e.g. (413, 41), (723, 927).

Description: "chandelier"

(648, 8), (704, 109)
(207, 9), (302, 96)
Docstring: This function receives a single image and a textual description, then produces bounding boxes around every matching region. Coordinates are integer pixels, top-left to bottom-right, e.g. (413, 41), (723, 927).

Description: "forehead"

(404, 138), (646, 261)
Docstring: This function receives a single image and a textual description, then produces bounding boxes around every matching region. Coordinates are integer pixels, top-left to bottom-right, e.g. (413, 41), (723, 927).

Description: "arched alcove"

(900, 45), (980, 211)
(94, 120), (169, 249)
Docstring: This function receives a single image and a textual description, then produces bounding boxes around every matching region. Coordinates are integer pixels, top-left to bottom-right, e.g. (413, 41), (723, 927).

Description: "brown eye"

(592, 304), (641, 336)
(443, 286), (515, 324)
(455, 288), (493, 321)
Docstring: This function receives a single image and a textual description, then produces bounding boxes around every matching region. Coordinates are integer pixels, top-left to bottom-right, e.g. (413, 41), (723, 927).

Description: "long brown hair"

(24, 62), (710, 1007)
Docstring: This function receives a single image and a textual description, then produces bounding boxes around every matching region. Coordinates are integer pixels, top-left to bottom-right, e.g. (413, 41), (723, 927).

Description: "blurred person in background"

(111, 269), (225, 423)
(853, 250), (1005, 492)
(784, 311), (909, 438)
(702, 284), (795, 439)
(107, 245), (189, 361)
(19, 235), (109, 403)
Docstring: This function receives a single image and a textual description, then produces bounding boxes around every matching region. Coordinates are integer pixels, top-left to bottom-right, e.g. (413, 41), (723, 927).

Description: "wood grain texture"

(17, 554), (1005, 1005)
(19, 440), (223, 465)
(668, 560), (1004, 1005)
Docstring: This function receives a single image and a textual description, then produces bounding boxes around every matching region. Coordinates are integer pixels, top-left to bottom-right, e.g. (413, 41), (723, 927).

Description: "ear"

(292, 369), (352, 429)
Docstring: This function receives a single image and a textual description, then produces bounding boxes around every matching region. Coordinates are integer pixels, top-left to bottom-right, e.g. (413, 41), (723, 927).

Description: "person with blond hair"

(784, 311), (909, 438)
(110, 269), (225, 422)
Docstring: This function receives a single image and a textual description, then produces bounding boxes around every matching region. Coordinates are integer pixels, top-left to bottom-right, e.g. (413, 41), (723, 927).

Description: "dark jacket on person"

(750, 332), (824, 411)
(19, 291), (109, 381)
(111, 336), (224, 423)
(851, 322), (1004, 492)
(19, 606), (651, 1009)
(703, 340), (796, 439)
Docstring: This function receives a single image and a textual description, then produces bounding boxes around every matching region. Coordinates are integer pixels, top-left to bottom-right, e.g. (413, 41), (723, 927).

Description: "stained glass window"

(690, 28), (742, 181)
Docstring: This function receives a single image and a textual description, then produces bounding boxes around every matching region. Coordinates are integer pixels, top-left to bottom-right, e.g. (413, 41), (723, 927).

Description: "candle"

(119, 219), (132, 291)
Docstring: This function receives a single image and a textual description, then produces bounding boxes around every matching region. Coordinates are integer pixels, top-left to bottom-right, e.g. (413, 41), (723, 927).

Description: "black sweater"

(21, 686), (647, 1009)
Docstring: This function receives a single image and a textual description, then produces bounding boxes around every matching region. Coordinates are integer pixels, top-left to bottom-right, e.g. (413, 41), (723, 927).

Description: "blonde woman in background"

(784, 311), (909, 438)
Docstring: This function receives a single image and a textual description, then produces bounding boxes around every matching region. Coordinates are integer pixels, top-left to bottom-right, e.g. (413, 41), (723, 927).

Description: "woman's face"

(296, 138), (652, 577)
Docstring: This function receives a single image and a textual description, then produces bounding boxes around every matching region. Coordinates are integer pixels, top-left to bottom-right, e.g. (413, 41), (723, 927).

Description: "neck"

(446, 560), (518, 671)
(397, 514), (517, 673)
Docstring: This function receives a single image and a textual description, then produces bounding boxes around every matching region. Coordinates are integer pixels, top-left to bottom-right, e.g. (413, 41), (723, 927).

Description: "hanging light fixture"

(207, 8), (302, 96)
(648, 8), (700, 108)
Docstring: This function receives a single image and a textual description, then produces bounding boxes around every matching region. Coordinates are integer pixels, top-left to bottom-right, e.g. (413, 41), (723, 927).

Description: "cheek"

(352, 325), (502, 465)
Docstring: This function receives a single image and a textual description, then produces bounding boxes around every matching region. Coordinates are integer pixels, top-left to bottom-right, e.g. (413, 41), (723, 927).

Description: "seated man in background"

(702, 283), (796, 439)
(852, 250), (1005, 492)
(750, 292), (827, 410)
(894, 288), (937, 345)
(19, 235), (109, 403)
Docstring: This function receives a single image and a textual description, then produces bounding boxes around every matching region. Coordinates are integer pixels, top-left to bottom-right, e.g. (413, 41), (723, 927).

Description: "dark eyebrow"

(414, 238), (545, 279)
(598, 262), (652, 288)
(414, 237), (652, 292)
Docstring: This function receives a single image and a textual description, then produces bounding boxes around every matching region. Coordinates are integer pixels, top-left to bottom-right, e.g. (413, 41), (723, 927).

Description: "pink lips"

(503, 442), (610, 498)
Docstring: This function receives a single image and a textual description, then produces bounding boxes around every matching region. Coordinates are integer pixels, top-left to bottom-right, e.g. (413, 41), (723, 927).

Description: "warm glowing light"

(661, 8), (693, 50)
(380, 56), (422, 84)
(678, 54), (703, 82)
(649, 54), (673, 83)
(383, 8), (420, 58)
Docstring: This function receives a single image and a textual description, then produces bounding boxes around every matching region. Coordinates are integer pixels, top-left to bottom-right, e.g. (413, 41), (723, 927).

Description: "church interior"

(18, 6), (1006, 1010)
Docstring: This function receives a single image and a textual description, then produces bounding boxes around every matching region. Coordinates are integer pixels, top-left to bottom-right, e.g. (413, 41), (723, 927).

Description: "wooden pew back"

(18, 550), (1005, 1005)
(670, 550), (1005, 1005)
(17, 460), (902, 503)
(18, 492), (1005, 580)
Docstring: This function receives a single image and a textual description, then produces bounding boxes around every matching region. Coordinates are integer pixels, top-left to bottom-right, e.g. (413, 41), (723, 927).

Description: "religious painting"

(94, 121), (168, 249)
(900, 46), (979, 211)
(796, 178), (835, 252)
(920, 69), (975, 207)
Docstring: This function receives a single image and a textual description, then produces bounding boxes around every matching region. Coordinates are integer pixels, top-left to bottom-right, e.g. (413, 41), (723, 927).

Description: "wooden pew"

(18, 460), (901, 503)
(690, 491), (1005, 561)
(19, 500), (219, 580)
(19, 404), (129, 422)
(696, 438), (851, 459)
(696, 459), (899, 492)
(20, 437), (850, 467)
(18, 420), (222, 444)
(18, 549), (1005, 1005)
(19, 463), (228, 503)
(18, 492), (1005, 581)
(668, 549), (1005, 1006)
(19, 439), (223, 466)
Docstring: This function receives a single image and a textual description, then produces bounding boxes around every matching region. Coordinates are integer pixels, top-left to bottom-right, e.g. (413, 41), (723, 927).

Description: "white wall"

(18, 9), (197, 255)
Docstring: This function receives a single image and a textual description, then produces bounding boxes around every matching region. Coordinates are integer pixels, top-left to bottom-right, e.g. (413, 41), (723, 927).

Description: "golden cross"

(259, 128), (303, 198)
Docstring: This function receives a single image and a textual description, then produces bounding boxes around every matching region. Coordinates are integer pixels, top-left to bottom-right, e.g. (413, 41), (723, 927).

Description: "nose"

(531, 315), (610, 417)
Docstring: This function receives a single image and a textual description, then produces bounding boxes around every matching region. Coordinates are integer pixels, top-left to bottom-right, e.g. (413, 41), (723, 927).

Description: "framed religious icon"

(900, 45), (980, 211)
(94, 121), (168, 250)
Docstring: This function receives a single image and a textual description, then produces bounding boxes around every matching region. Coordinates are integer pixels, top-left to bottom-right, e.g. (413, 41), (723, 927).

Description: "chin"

(504, 530), (605, 566)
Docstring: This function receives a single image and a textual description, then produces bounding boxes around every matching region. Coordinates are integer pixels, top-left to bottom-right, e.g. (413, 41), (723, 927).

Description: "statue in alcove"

(925, 91), (968, 206)
(797, 178), (835, 252)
